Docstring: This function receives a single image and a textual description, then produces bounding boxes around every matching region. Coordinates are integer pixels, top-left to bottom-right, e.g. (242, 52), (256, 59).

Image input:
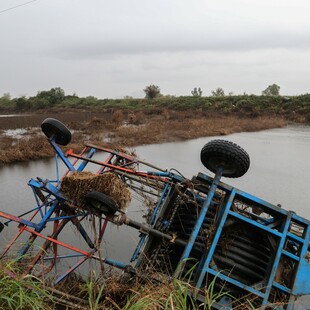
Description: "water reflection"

(135, 124), (310, 218)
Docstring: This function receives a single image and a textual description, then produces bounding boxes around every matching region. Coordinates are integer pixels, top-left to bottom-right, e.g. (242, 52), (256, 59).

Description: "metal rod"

(23, 218), (70, 275)
(174, 167), (223, 278)
(85, 143), (167, 172)
(54, 249), (96, 285)
(49, 138), (76, 172)
(124, 217), (187, 247)
(66, 149), (168, 181)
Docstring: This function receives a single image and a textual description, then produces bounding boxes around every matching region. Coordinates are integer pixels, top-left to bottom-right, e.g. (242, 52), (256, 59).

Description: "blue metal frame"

(0, 128), (309, 309)
(182, 172), (310, 308)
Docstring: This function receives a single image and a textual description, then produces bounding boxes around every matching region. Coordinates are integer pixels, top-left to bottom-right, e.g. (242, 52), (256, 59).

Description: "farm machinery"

(0, 118), (309, 309)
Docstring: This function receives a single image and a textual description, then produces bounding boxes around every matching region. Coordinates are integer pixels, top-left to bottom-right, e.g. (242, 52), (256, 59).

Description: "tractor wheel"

(200, 140), (250, 178)
(84, 192), (119, 216)
(41, 118), (72, 146)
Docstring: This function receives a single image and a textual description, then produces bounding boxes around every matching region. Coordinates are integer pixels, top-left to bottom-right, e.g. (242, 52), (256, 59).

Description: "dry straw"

(60, 171), (131, 211)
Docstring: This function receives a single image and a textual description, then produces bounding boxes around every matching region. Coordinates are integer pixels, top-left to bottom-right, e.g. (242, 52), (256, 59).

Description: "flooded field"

(0, 125), (310, 268)
(0, 110), (286, 164)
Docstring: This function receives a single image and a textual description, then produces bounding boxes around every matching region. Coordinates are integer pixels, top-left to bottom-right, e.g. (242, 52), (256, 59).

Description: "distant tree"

(30, 97), (49, 109)
(2, 92), (11, 100)
(262, 84), (280, 96)
(228, 92), (234, 96)
(0, 92), (11, 107)
(14, 96), (30, 110)
(84, 96), (98, 105)
(37, 87), (65, 105)
(143, 84), (161, 99)
(211, 87), (225, 97)
(191, 87), (203, 97)
(123, 95), (133, 99)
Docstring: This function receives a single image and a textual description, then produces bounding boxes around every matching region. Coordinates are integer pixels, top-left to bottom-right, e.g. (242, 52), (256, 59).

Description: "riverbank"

(1, 111), (307, 309)
(0, 108), (289, 164)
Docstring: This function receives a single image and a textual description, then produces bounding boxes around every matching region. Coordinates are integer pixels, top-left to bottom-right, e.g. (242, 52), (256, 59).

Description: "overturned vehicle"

(0, 118), (309, 309)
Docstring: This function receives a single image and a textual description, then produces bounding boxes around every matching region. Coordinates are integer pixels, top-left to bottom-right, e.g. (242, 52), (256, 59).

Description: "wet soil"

(0, 108), (287, 164)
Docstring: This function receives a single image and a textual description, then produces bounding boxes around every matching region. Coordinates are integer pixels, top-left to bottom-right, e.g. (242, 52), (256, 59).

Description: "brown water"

(0, 125), (309, 269)
(136, 125), (310, 218)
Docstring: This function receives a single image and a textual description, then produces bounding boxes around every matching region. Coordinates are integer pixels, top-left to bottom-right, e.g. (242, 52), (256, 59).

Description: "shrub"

(143, 84), (162, 99)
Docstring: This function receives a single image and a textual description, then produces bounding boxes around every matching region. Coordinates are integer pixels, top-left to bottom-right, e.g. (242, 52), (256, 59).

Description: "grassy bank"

(0, 109), (286, 165)
(0, 259), (288, 310)
(1, 93), (310, 164)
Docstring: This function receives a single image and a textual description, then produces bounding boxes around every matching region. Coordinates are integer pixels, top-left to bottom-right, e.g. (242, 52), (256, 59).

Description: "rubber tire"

(200, 140), (250, 178)
(84, 191), (119, 215)
(41, 118), (72, 146)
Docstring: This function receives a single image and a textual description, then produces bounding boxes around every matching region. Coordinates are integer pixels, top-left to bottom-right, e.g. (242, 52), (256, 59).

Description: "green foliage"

(211, 88), (225, 97)
(60, 95), (81, 107)
(201, 273), (233, 310)
(262, 84), (280, 96)
(83, 272), (105, 310)
(30, 97), (50, 109)
(0, 93), (12, 107)
(143, 84), (162, 99)
(37, 87), (65, 105)
(191, 87), (203, 97)
(13, 96), (31, 110)
(0, 87), (310, 115)
(0, 260), (53, 310)
(236, 99), (253, 108)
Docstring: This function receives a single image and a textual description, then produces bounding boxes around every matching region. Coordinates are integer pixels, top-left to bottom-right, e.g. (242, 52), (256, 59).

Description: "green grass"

(83, 271), (105, 310)
(0, 260), (286, 309)
(0, 260), (54, 310)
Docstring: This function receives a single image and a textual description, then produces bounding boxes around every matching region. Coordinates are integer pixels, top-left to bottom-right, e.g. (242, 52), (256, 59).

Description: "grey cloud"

(51, 31), (310, 60)
(1, 0), (310, 98)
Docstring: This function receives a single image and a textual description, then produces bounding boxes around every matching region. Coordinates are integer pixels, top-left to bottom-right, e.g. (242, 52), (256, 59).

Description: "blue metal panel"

(282, 250), (300, 262)
(291, 212), (310, 226)
(151, 182), (171, 224)
(287, 232), (307, 244)
(273, 282), (292, 294)
(292, 224), (310, 295)
(195, 189), (236, 289)
(262, 213), (292, 305)
(131, 182), (171, 262)
(204, 268), (266, 298)
(227, 210), (283, 237)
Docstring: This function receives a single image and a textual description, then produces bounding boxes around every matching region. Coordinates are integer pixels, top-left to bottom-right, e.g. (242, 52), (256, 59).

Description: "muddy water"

(136, 124), (310, 218)
(0, 125), (310, 270)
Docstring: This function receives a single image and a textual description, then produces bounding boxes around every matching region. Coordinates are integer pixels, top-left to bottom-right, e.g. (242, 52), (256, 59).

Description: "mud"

(0, 108), (287, 164)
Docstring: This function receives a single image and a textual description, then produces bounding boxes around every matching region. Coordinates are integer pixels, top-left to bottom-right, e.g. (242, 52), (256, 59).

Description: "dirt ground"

(0, 108), (287, 164)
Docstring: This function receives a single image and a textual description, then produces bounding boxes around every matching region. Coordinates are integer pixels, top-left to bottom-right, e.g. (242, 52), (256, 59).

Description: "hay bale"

(60, 171), (131, 211)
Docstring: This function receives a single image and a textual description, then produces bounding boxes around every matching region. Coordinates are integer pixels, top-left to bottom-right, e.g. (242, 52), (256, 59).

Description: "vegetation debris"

(60, 171), (131, 211)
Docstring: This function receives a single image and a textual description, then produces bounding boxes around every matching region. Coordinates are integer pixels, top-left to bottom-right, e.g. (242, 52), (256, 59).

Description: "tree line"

(1, 83), (308, 112)
(144, 83), (281, 99)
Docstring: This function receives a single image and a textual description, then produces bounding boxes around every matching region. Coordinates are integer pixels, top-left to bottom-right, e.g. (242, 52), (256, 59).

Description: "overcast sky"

(0, 0), (309, 98)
